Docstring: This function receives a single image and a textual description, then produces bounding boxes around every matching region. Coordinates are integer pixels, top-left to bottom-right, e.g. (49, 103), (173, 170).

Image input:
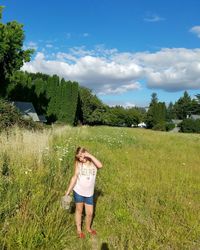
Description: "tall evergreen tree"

(174, 91), (192, 119)
(166, 102), (175, 120)
(145, 93), (167, 129)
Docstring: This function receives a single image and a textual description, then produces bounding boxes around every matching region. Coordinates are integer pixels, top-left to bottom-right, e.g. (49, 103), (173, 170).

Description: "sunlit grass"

(0, 126), (200, 249)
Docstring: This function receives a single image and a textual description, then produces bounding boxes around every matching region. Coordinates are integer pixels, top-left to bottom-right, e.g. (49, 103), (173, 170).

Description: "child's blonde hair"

(75, 146), (86, 161)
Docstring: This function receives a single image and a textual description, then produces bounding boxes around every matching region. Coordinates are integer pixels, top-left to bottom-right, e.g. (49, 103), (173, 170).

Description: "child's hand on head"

(83, 151), (91, 159)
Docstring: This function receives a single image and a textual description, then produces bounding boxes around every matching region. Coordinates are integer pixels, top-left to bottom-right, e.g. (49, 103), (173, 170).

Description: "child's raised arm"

(84, 152), (103, 169)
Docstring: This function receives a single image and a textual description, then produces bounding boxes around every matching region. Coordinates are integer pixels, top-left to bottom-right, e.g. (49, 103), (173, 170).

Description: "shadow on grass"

(101, 242), (109, 250)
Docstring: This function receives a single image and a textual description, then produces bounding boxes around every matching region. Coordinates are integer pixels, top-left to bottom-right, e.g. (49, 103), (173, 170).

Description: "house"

(190, 114), (200, 120)
(38, 115), (47, 123)
(12, 101), (40, 122)
(170, 119), (183, 132)
(171, 119), (182, 127)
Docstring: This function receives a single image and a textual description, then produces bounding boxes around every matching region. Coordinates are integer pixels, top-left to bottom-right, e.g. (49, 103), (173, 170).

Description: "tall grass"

(0, 126), (200, 249)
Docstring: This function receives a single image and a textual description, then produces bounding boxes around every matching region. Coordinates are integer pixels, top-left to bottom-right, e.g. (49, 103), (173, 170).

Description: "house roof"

(171, 119), (182, 125)
(12, 101), (40, 122)
(190, 115), (200, 120)
(38, 115), (47, 123)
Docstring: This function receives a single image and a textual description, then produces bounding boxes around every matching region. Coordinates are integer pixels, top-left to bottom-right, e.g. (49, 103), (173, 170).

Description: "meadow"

(0, 125), (199, 250)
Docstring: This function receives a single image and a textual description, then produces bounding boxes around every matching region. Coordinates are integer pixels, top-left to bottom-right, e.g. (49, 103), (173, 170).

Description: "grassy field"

(0, 126), (200, 250)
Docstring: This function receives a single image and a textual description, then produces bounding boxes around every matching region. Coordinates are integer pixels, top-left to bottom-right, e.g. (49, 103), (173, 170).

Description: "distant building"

(38, 115), (47, 123)
(171, 119), (182, 126)
(190, 114), (200, 120)
(137, 122), (146, 128)
(171, 119), (183, 132)
(12, 101), (40, 122)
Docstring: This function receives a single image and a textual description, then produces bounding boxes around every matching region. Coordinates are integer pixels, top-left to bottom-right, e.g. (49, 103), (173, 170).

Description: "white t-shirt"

(73, 161), (97, 197)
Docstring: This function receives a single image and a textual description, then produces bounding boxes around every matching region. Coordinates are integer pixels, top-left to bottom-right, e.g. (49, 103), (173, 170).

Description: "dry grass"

(0, 126), (200, 249)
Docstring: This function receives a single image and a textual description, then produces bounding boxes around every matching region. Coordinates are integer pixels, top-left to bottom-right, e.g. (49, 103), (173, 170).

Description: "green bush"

(165, 122), (175, 131)
(0, 98), (42, 131)
(180, 118), (200, 133)
(152, 121), (166, 131)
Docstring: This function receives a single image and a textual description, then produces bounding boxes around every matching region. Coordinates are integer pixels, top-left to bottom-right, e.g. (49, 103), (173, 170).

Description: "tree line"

(145, 92), (200, 132)
(1, 6), (200, 132)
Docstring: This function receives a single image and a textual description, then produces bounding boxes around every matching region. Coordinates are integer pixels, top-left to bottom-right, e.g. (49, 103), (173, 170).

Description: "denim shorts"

(73, 190), (94, 205)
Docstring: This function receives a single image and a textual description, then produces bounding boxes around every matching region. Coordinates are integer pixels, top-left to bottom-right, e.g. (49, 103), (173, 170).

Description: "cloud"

(190, 26), (200, 38)
(98, 82), (141, 95)
(83, 33), (89, 37)
(46, 44), (53, 48)
(135, 48), (200, 91)
(24, 41), (38, 50)
(144, 14), (165, 22)
(22, 47), (200, 94)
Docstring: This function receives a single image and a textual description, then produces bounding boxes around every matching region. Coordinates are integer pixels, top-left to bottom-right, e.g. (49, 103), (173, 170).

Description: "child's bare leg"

(75, 202), (84, 233)
(85, 204), (94, 232)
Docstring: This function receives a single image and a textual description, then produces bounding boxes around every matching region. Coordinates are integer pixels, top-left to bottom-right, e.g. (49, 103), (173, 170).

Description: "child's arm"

(65, 162), (79, 195)
(84, 152), (103, 169)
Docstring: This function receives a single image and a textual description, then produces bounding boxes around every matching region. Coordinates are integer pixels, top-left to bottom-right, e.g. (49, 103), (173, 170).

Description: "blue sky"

(2, 0), (200, 107)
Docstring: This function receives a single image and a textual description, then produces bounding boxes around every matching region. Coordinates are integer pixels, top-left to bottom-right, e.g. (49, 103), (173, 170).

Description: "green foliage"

(79, 87), (106, 125)
(173, 91), (196, 119)
(7, 71), (79, 125)
(104, 106), (142, 127)
(46, 76), (79, 125)
(1, 153), (10, 176)
(0, 8), (33, 96)
(180, 118), (200, 133)
(152, 121), (167, 131)
(145, 93), (167, 129)
(165, 122), (175, 131)
(0, 98), (42, 131)
(166, 102), (175, 120)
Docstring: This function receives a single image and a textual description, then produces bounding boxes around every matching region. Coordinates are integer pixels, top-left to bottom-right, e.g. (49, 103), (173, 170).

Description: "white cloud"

(83, 33), (89, 37)
(24, 41), (38, 50)
(123, 102), (136, 108)
(136, 48), (200, 91)
(22, 47), (200, 94)
(190, 26), (200, 38)
(144, 14), (165, 22)
(99, 82), (141, 95)
(46, 44), (53, 48)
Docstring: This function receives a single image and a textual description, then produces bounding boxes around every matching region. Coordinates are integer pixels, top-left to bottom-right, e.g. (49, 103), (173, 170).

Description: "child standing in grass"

(65, 147), (103, 238)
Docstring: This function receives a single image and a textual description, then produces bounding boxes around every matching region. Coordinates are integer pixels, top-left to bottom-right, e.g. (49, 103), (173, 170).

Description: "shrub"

(152, 121), (166, 131)
(165, 122), (175, 131)
(0, 98), (42, 131)
(180, 118), (200, 133)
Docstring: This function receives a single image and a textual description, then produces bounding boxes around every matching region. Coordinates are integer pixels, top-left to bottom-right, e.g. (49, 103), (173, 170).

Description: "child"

(65, 147), (103, 238)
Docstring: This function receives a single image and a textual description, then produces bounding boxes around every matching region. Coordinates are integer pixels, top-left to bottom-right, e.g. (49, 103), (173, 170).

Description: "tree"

(166, 102), (175, 120)
(150, 92), (158, 106)
(145, 93), (167, 130)
(173, 91), (193, 119)
(79, 87), (106, 125)
(0, 7), (33, 96)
